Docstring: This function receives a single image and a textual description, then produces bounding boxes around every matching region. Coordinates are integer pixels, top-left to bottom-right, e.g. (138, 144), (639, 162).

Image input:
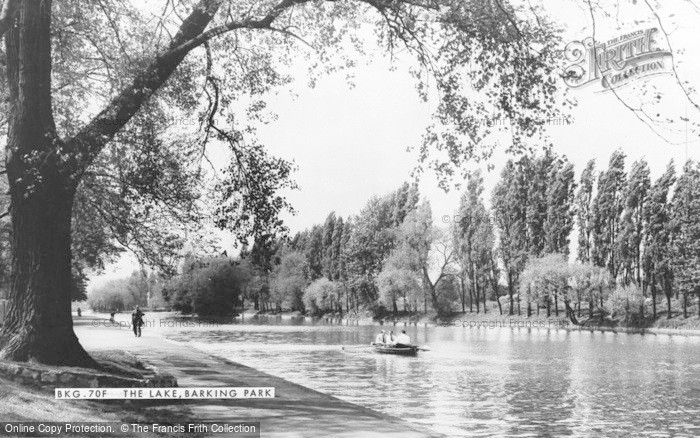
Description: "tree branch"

(0, 0), (19, 39)
(65, 0), (311, 177)
(65, 0), (226, 173)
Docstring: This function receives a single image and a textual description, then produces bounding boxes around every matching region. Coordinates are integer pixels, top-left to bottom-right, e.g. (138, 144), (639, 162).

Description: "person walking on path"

(131, 306), (145, 337)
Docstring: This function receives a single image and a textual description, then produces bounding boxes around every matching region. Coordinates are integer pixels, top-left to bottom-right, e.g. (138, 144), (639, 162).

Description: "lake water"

(164, 316), (700, 437)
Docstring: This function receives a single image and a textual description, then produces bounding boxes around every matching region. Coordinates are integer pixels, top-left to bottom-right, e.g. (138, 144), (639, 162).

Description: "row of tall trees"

(241, 153), (578, 318)
(242, 183), (437, 315)
(243, 152), (700, 321)
(490, 151), (576, 315)
(577, 152), (700, 318)
(503, 151), (700, 321)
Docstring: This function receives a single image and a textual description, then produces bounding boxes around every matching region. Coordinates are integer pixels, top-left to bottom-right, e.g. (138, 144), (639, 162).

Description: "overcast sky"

(90, 0), (700, 288)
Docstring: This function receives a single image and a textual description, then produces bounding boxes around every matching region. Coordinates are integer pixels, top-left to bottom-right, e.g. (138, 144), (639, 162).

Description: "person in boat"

(395, 330), (412, 348)
(374, 330), (386, 344)
(387, 330), (397, 346)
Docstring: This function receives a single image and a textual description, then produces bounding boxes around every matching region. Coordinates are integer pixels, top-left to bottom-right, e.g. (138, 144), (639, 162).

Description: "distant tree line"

(242, 151), (700, 323)
(88, 257), (254, 317)
(83, 151), (700, 323)
(88, 271), (151, 312)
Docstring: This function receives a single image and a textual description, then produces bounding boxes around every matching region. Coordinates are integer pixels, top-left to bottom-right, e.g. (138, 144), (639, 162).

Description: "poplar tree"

(330, 216), (344, 281)
(339, 218), (354, 312)
(525, 153), (555, 257)
(670, 161), (700, 318)
(492, 160), (529, 315)
(454, 171), (497, 314)
(642, 161), (675, 319)
(306, 225), (325, 280)
(575, 160), (596, 263)
(592, 150), (627, 281)
(322, 212), (337, 280)
(619, 159), (650, 286)
(544, 159), (576, 255)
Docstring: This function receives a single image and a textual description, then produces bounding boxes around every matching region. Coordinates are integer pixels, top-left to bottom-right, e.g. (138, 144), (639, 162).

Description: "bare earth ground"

(64, 315), (439, 438)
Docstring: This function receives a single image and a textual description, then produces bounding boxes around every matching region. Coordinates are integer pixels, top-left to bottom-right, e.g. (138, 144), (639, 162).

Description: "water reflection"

(164, 315), (700, 437)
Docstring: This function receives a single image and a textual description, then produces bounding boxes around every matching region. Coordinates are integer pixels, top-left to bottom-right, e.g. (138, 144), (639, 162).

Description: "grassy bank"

(0, 376), (194, 427)
(376, 299), (700, 333)
(0, 348), (197, 438)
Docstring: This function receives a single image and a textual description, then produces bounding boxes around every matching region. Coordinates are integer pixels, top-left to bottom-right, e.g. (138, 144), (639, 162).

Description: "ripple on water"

(166, 317), (700, 437)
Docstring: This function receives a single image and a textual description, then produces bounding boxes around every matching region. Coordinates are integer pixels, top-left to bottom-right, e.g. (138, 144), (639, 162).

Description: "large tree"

(544, 157), (576, 256)
(0, 0), (564, 365)
(670, 161), (700, 318)
(492, 160), (529, 315)
(592, 150), (627, 281)
(575, 160), (596, 264)
(453, 170), (498, 314)
(619, 159), (650, 287)
(642, 161), (675, 319)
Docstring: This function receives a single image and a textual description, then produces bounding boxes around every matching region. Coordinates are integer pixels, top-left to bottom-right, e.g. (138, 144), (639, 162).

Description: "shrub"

(303, 278), (342, 316)
(606, 284), (646, 324)
(162, 257), (252, 316)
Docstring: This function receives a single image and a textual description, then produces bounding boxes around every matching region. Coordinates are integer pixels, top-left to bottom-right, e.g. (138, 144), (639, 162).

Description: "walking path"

(74, 317), (439, 438)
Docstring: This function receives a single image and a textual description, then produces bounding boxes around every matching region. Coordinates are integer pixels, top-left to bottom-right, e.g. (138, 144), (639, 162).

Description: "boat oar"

(341, 345), (374, 350)
(417, 347), (431, 351)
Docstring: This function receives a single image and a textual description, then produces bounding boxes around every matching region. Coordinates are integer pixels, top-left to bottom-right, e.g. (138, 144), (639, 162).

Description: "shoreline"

(241, 309), (700, 337)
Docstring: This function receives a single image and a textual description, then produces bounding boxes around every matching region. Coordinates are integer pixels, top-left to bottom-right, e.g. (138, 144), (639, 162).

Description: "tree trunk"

(666, 292), (672, 319)
(460, 277), (466, 313)
(508, 275), (514, 316)
(474, 284), (480, 314)
(489, 257), (502, 315)
(683, 292), (688, 318)
(546, 297), (551, 317)
(0, 0), (93, 366)
(527, 301), (532, 318)
(1, 182), (94, 366)
(468, 286), (473, 313)
(429, 284), (441, 316)
(424, 287), (428, 313)
(554, 292), (559, 317)
(564, 301), (578, 325)
(651, 277), (656, 319)
(482, 284), (487, 314)
(495, 287), (503, 316)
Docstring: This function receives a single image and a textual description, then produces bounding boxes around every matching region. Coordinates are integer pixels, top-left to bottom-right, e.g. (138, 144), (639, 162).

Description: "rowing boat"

(371, 342), (419, 356)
